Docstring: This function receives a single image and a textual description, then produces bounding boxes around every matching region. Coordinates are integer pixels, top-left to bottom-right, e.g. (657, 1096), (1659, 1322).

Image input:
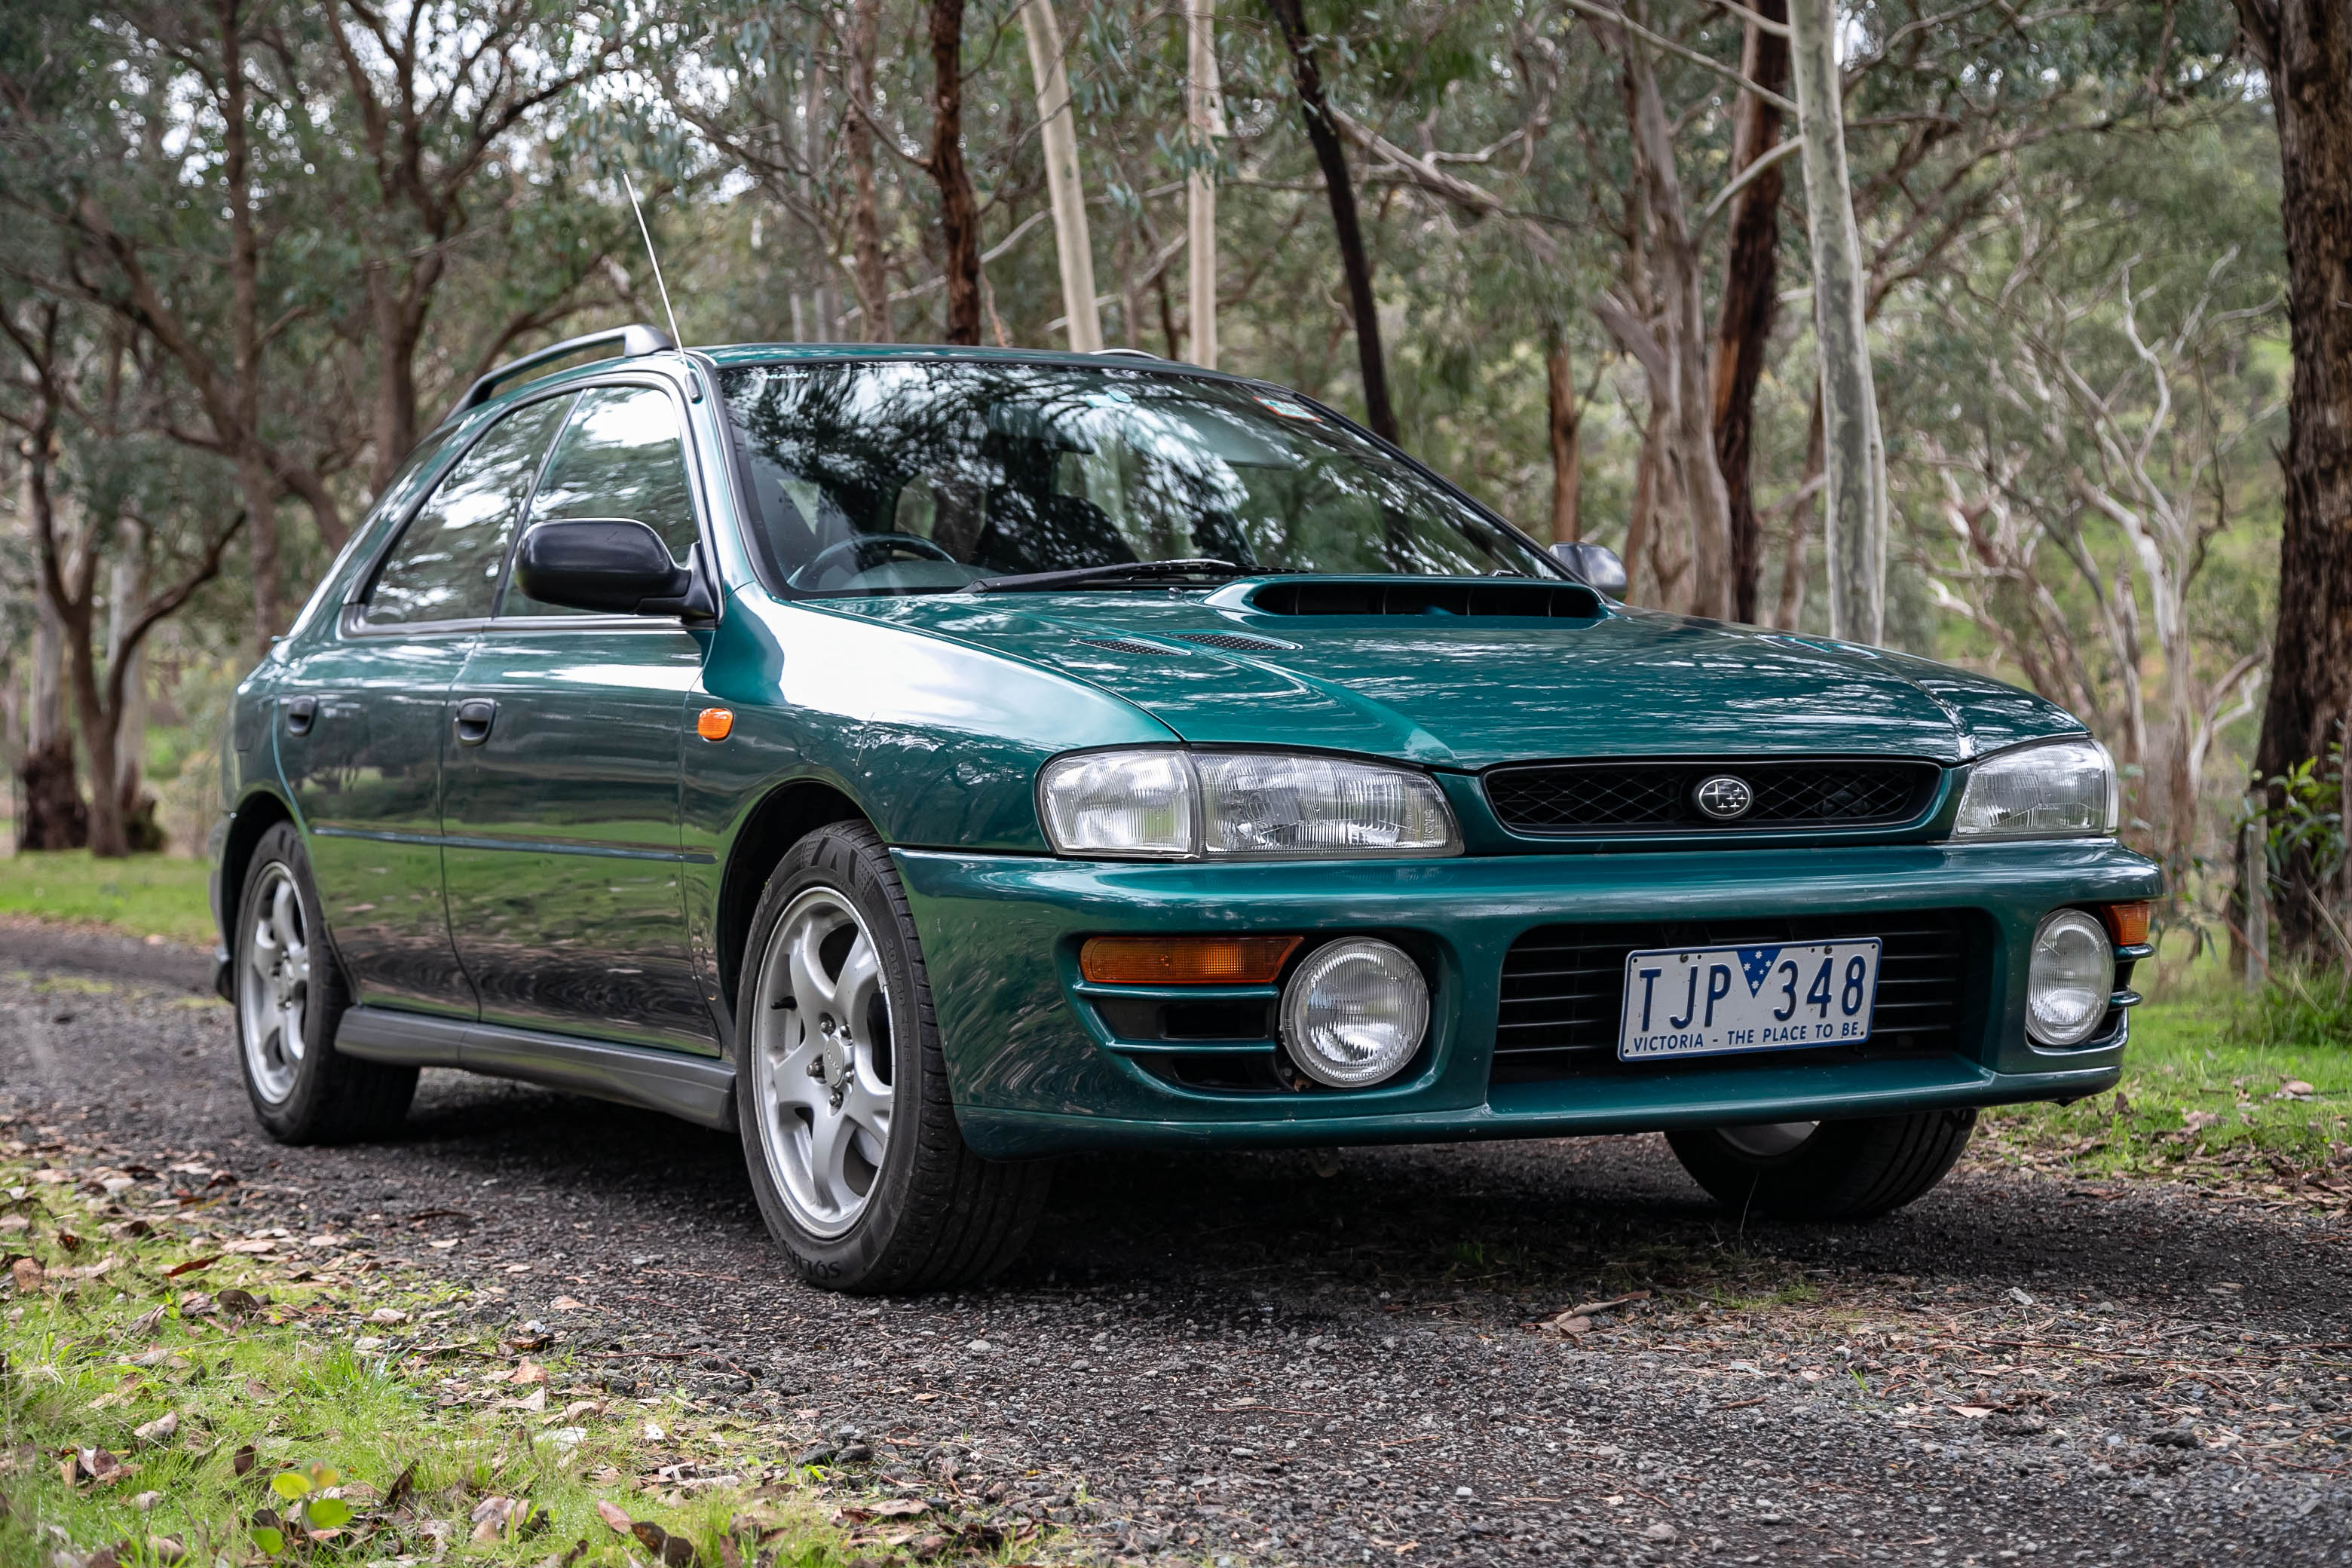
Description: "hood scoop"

(1174, 631), (1298, 651)
(1072, 635), (1185, 657)
(1245, 578), (1601, 620)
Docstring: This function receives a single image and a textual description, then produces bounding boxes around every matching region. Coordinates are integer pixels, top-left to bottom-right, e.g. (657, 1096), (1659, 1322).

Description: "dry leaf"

(596, 1501), (635, 1536)
(510, 1361), (547, 1386)
(550, 1296), (588, 1312)
(164, 1255), (219, 1279)
(10, 1257), (43, 1293)
(366, 1307), (409, 1325)
(132, 1413), (178, 1447)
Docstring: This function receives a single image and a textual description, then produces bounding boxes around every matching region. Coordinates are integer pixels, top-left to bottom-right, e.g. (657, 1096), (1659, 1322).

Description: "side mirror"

(1550, 541), (1628, 596)
(513, 518), (701, 617)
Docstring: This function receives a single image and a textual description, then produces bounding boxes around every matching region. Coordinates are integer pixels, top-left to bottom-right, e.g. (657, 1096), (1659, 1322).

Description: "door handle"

(452, 698), (498, 747)
(282, 695), (317, 737)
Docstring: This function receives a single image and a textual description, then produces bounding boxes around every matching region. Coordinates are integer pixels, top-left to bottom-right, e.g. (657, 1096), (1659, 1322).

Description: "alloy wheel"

(1718, 1120), (1819, 1159)
(239, 862), (311, 1104)
(749, 887), (896, 1237)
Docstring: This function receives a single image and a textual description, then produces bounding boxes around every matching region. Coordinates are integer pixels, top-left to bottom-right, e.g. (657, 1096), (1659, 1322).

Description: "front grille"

(1493, 910), (1981, 1082)
(1485, 758), (1940, 836)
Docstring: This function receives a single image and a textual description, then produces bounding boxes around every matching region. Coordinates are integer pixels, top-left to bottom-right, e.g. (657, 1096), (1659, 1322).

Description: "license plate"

(1617, 939), (1882, 1061)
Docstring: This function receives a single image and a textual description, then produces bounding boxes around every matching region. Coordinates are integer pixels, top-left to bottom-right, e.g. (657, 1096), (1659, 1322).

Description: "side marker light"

(697, 708), (734, 742)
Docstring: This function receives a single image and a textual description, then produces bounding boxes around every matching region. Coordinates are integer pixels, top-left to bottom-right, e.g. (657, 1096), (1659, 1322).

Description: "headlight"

(2026, 908), (2115, 1046)
(1952, 739), (2118, 839)
(1037, 749), (1459, 859)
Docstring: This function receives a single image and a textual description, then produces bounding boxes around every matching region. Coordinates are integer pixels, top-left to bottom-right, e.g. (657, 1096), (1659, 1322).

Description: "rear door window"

(362, 396), (572, 626)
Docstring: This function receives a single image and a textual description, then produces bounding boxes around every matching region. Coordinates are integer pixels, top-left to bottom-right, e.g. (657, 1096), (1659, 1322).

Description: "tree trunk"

(1021, 0), (1102, 353)
(1265, 0), (1400, 446)
(106, 513), (149, 834)
(1544, 323), (1582, 545)
(844, 0), (890, 341)
(366, 265), (421, 492)
(238, 448), (282, 662)
(926, 0), (983, 345)
(1787, 0), (1888, 645)
(18, 594), (83, 853)
(1710, 0), (1790, 625)
(1186, 0), (1223, 369)
(2240, 0), (2352, 956)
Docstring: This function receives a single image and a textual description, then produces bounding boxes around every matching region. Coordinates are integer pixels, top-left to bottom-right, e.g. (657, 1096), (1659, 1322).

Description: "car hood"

(816, 588), (2084, 770)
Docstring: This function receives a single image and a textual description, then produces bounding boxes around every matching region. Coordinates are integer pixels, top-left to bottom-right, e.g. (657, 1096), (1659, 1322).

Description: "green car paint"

(211, 340), (2161, 1165)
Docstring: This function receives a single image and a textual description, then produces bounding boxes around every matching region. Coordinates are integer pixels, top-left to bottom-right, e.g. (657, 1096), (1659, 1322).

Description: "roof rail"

(1090, 347), (1166, 362)
(447, 323), (675, 422)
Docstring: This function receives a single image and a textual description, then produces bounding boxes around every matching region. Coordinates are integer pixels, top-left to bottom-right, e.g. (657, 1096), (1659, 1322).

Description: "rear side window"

(501, 384), (697, 618)
(363, 396), (571, 626)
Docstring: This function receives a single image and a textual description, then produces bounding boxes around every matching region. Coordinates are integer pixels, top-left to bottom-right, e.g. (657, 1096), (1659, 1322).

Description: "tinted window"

(501, 384), (697, 618)
(364, 397), (571, 625)
(717, 360), (1553, 596)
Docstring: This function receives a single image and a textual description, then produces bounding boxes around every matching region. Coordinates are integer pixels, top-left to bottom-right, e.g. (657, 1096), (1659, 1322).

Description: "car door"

(276, 395), (573, 1015)
(439, 381), (715, 1053)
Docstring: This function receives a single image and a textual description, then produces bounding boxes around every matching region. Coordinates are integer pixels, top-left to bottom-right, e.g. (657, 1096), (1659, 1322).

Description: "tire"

(1665, 1107), (1976, 1221)
(233, 821), (418, 1143)
(734, 821), (1051, 1293)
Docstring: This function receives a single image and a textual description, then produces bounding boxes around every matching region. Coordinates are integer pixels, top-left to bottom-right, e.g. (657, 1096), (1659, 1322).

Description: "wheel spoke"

(806, 1104), (853, 1208)
(786, 915), (839, 1017)
(833, 934), (880, 1037)
(279, 1002), (305, 1062)
(839, 1070), (891, 1151)
(270, 879), (302, 953)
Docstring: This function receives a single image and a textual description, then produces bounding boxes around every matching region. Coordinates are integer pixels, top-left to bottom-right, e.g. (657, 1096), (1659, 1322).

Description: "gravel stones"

(7, 957), (2352, 1566)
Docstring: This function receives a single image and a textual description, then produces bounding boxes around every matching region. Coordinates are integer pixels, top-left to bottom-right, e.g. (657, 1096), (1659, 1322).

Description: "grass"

(0, 1145), (1006, 1568)
(1980, 960), (2352, 1188)
(0, 851), (214, 948)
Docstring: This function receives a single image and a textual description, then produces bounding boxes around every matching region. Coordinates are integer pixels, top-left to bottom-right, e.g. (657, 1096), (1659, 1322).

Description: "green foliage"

(0, 850), (213, 945)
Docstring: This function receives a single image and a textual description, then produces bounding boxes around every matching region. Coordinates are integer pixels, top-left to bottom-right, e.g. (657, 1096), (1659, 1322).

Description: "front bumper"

(893, 840), (2160, 1159)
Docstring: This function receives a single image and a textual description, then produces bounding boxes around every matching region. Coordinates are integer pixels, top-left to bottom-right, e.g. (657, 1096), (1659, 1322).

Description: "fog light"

(1279, 939), (1429, 1087)
(2026, 909), (2115, 1047)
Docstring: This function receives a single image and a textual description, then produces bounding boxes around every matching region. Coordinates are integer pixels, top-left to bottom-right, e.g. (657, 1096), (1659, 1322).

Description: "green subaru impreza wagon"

(210, 325), (2160, 1291)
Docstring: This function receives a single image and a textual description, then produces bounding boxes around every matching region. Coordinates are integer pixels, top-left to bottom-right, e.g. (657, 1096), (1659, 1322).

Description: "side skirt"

(335, 1006), (736, 1130)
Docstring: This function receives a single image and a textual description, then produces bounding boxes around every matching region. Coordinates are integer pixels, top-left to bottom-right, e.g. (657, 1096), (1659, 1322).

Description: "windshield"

(716, 359), (1556, 595)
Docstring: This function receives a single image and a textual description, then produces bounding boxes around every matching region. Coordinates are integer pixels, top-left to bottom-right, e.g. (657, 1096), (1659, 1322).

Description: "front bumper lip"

(957, 1052), (2120, 1156)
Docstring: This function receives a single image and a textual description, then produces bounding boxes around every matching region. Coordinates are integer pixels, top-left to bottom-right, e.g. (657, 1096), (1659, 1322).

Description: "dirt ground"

(5, 935), (2348, 1566)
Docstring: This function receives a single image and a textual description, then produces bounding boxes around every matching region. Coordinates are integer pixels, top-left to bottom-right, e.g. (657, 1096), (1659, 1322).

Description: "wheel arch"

(218, 786), (297, 957)
(715, 779), (875, 1015)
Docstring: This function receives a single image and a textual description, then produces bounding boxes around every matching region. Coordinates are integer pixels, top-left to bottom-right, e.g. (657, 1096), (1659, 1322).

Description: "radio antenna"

(620, 167), (684, 348)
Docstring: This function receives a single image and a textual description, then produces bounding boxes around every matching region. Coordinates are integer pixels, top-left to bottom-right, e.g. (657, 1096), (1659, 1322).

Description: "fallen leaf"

(127, 1305), (166, 1335)
(2280, 1080), (2317, 1098)
(164, 1255), (219, 1279)
(596, 1501), (635, 1536)
(132, 1413), (178, 1447)
(550, 1296), (588, 1312)
(382, 1461), (417, 1511)
(145, 1536), (183, 1563)
(470, 1496), (518, 1541)
(1566, 1290), (1650, 1316)
(508, 1388), (547, 1413)
(870, 1499), (929, 1519)
(509, 1360), (547, 1386)
(366, 1307), (409, 1325)
(216, 1288), (262, 1319)
(1951, 1405), (1995, 1419)
(131, 1492), (164, 1512)
(231, 1444), (258, 1478)
(10, 1257), (43, 1293)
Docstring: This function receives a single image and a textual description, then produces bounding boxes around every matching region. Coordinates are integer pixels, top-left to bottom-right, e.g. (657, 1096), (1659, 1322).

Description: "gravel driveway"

(5, 933), (2348, 1566)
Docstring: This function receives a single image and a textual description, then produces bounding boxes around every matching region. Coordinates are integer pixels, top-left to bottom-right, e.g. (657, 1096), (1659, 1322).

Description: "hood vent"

(1175, 632), (1298, 652)
(1248, 579), (1601, 620)
(1072, 636), (1186, 657)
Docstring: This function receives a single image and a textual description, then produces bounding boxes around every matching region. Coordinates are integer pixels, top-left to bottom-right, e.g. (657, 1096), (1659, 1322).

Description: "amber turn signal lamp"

(2099, 900), (2153, 947)
(696, 707), (734, 742)
(1080, 934), (1302, 986)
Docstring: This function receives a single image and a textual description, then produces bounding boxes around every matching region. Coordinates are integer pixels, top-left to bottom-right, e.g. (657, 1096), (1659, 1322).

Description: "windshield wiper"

(960, 558), (1249, 593)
